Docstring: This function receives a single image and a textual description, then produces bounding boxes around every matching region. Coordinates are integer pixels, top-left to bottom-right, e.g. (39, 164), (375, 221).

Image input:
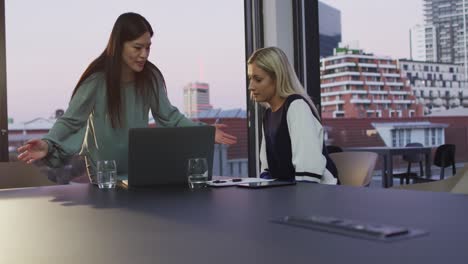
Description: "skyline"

(5, 1), (425, 123)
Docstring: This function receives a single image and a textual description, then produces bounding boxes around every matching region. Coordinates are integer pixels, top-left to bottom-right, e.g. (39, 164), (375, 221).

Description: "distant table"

(346, 146), (433, 188)
(1, 183), (468, 263)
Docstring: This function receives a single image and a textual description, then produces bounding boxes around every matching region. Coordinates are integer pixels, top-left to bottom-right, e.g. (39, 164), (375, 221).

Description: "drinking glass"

(97, 160), (117, 189)
(187, 158), (208, 189)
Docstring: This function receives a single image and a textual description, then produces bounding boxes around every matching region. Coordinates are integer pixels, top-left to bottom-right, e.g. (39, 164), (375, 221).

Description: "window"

(391, 130), (397, 147)
(405, 129), (411, 145)
(398, 129), (404, 147)
(5, 0), (247, 178)
(425, 128), (429, 146)
(437, 128), (442, 145)
(317, 1), (468, 185)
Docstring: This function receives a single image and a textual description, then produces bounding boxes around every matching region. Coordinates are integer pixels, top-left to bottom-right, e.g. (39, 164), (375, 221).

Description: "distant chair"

(393, 163), (468, 194)
(393, 142), (425, 185)
(326, 145), (343, 154)
(433, 144), (456, 179)
(329, 151), (378, 187)
(0, 162), (56, 189)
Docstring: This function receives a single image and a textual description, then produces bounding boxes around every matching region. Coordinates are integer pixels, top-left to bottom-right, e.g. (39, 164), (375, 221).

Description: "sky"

(321, 0), (424, 59)
(5, 0), (246, 122)
(5, 0), (425, 122)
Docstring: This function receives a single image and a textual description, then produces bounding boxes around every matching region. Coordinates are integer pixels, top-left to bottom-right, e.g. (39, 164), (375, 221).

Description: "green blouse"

(42, 72), (200, 180)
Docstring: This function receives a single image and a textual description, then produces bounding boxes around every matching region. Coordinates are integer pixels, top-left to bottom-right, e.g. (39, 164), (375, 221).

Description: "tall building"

(398, 59), (468, 114)
(320, 47), (422, 118)
(183, 82), (213, 118)
(410, 24), (437, 61)
(318, 1), (342, 58)
(423, 0), (468, 65)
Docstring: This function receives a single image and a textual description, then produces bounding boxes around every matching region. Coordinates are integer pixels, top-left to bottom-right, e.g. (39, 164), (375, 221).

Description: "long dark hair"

(71, 12), (163, 127)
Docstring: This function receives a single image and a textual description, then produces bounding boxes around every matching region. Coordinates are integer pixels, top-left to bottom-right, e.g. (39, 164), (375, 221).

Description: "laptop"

(127, 126), (215, 188)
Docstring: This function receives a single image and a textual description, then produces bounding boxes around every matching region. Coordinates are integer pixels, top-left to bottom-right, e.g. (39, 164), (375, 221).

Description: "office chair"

(329, 151), (378, 187)
(326, 145), (343, 154)
(393, 163), (468, 194)
(433, 144), (456, 180)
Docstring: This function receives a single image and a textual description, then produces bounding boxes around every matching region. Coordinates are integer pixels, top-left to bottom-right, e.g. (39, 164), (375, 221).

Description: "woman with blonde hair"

(248, 47), (337, 184)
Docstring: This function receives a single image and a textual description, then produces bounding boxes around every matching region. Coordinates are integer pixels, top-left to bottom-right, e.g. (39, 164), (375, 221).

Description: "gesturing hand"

(213, 124), (237, 145)
(17, 139), (49, 164)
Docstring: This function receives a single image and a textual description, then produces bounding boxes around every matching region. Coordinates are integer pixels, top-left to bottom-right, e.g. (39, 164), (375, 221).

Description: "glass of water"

(187, 158), (208, 189)
(97, 160), (117, 189)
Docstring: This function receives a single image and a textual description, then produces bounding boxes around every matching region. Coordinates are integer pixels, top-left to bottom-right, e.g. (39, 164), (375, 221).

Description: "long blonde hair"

(247, 47), (320, 119)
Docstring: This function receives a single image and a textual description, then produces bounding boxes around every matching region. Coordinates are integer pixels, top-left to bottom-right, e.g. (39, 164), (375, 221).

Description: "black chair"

(433, 144), (456, 180)
(326, 145), (343, 154)
(394, 142), (424, 185)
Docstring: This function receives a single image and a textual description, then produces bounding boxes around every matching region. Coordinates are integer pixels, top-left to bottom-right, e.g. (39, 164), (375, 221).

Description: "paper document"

(207, 177), (274, 187)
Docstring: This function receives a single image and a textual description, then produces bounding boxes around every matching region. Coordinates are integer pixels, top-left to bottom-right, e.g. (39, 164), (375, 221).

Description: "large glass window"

(5, 0), (247, 181)
(319, 0), (465, 185)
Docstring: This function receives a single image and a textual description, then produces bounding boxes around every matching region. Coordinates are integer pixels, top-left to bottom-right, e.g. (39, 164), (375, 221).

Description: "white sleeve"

(260, 126), (269, 173)
(287, 100), (329, 183)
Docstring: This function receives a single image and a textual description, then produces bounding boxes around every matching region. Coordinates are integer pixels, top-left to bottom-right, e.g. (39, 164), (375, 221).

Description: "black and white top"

(260, 94), (338, 184)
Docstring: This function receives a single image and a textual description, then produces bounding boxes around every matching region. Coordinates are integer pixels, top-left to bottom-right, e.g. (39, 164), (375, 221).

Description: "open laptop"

(127, 126), (215, 188)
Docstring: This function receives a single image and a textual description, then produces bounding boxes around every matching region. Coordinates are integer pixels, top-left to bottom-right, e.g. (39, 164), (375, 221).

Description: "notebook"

(127, 126), (215, 188)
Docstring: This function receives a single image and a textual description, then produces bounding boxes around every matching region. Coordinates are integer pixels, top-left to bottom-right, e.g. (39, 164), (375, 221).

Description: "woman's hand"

(17, 139), (49, 164)
(213, 124), (237, 145)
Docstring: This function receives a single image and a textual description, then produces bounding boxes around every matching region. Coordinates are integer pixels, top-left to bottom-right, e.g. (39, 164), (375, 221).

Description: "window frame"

(0, 0), (8, 161)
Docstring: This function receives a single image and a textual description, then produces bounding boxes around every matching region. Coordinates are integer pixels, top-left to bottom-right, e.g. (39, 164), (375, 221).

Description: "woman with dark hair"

(247, 47), (337, 184)
(17, 12), (236, 183)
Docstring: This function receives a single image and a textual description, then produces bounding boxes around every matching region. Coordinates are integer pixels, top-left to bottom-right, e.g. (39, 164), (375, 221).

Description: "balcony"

(358, 63), (377, 68)
(393, 100), (415, 104)
(379, 64), (397, 69)
(322, 100), (345, 106)
(368, 90), (388, 95)
(386, 82), (404, 86)
(322, 62), (357, 70)
(366, 81), (385, 86)
(389, 90), (410, 95)
(372, 99), (392, 104)
(350, 98), (372, 104)
(321, 71), (361, 79)
(321, 80), (364, 88)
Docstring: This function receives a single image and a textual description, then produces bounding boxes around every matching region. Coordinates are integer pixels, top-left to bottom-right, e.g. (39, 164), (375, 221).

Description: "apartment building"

(320, 47), (423, 118)
(399, 59), (468, 114)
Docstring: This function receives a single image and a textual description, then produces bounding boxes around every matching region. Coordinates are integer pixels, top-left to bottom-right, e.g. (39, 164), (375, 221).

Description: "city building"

(398, 59), (468, 114)
(409, 24), (437, 61)
(320, 46), (423, 118)
(183, 82), (213, 118)
(318, 1), (341, 58)
(423, 0), (468, 66)
(371, 121), (447, 147)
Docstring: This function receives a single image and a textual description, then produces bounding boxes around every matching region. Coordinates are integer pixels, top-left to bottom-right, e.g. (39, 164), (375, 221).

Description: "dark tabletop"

(0, 183), (467, 264)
